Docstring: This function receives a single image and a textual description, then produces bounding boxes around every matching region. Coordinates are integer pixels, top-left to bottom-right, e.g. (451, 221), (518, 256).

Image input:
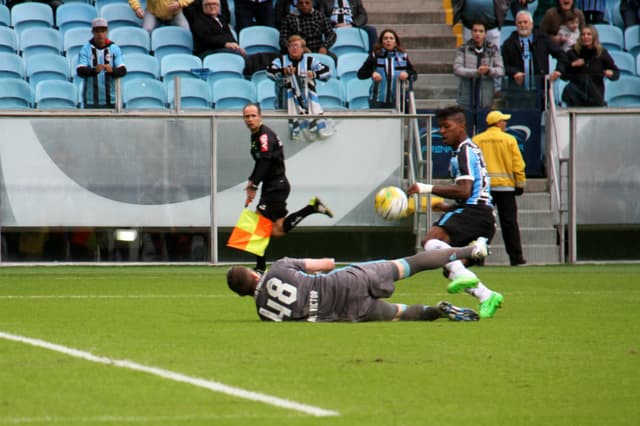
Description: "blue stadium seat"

(11, 3), (54, 37)
(26, 53), (70, 89)
(316, 78), (345, 110)
(160, 53), (202, 88)
(35, 80), (78, 109)
(212, 78), (256, 109)
(0, 26), (17, 53)
(624, 25), (640, 57)
(605, 75), (640, 106)
(0, 4), (10, 27)
(55, 3), (96, 38)
(109, 26), (151, 55)
(609, 0), (624, 28)
(595, 24), (624, 51)
(123, 78), (168, 109)
(0, 52), (25, 79)
(99, 3), (143, 29)
(203, 52), (245, 92)
(307, 52), (337, 79)
(20, 27), (63, 59)
(63, 27), (92, 60)
(250, 69), (270, 85)
(345, 78), (371, 110)
(256, 78), (277, 110)
(609, 50), (635, 75)
(96, 0), (143, 14)
(500, 25), (516, 47)
(151, 26), (193, 61)
(331, 27), (368, 56)
(238, 25), (280, 55)
(0, 78), (33, 108)
(167, 78), (212, 109)
(553, 78), (568, 107)
(336, 52), (367, 83)
(121, 53), (160, 83)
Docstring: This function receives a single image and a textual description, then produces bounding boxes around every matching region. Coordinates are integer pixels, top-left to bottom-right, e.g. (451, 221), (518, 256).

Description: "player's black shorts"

(434, 204), (496, 246)
(257, 177), (291, 221)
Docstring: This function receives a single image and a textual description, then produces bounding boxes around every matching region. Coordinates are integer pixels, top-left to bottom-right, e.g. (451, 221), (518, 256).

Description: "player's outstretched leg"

(437, 301), (480, 321)
(309, 196), (333, 218)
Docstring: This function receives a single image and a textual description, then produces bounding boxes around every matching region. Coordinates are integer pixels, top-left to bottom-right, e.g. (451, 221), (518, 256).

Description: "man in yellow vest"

(473, 110), (527, 266)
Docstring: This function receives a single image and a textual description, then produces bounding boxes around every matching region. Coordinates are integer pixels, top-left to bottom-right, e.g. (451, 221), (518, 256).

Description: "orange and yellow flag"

(226, 209), (273, 256)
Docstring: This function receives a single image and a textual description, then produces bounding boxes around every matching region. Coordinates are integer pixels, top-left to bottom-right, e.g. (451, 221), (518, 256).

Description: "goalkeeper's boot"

(469, 237), (489, 261)
(437, 301), (480, 321)
(447, 276), (479, 294)
(310, 196), (334, 218)
(479, 291), (504, 319)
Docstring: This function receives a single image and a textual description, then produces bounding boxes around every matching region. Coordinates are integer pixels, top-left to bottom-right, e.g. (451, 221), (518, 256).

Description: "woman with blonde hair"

(561, 25), (620, 106)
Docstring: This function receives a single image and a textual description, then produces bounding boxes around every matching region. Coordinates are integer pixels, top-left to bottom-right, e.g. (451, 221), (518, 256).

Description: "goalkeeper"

(226, 242), (487, 323)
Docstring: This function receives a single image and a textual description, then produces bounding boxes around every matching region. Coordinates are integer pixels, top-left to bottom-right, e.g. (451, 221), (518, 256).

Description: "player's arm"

(302, 258), (335, 274)
(407, 180), (472, 200)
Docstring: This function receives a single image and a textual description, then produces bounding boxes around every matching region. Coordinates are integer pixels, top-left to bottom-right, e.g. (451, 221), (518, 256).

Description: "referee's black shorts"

(257, 178), (291, 221)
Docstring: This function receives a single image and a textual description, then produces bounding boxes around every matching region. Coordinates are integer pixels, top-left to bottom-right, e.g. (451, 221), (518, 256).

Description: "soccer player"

(242, 103), (333, 273)
(227, 242), (488, 322)
(407, 105), (504, 319)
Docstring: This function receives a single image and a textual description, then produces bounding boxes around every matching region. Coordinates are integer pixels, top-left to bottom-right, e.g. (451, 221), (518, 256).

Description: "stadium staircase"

(367, 0), (562, 265)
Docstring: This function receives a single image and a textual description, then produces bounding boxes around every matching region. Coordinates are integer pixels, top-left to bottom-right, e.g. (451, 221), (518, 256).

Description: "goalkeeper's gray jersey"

(254, 257), (396, 322)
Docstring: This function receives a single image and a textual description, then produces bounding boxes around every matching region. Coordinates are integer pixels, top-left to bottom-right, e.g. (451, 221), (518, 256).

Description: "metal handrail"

(546, 76), (566, 263)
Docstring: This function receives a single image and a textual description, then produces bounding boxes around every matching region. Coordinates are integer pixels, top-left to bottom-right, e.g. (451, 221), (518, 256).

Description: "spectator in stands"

(357, 29), (417, 109)
(234, 0), (275, 33)
(275, 0), (330, 30)
(510, 0), (536, 22)
(184, 0), (230, 26)
(322, 0), (377, 53)
(454, 21), (504, 111)
(534, 0), (559, 26)
(189, 0), (246, 58)
(473, 110), (527, 266)
(540, 0), (586, 50)
(501, 10), (567, 109)
(279, 0), (337, 61)
(620, 0), (640, 28)
(76, 18), (127, 109)
(452, 0), (510, 52)
(576, 0), (608, 24)
(130, 0), (193, 33)
(561, 24), (619, 106)
(267, 35), (334, 140)
(557, 10), (581, 51)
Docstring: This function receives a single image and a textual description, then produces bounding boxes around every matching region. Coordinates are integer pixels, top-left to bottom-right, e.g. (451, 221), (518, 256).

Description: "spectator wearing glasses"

(190, 0), (246, 58)
(279, 0), (337, 61)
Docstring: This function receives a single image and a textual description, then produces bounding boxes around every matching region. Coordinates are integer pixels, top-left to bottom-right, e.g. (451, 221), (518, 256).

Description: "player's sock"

(283, 205), (315, 232)
(399, 304), (441, 321)
(403, 247), (475, 277)
(465, 281), (492, 302)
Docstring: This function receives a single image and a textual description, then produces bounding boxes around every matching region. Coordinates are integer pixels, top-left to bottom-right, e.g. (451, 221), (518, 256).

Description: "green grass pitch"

(1, 264), (639, 425)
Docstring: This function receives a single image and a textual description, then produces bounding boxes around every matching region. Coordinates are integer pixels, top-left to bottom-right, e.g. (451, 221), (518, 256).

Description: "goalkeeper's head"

(227, 266), (259, 297)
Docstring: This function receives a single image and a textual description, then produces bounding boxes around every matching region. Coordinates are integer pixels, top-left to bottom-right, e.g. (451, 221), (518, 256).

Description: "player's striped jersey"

(449, 138), (493, 207)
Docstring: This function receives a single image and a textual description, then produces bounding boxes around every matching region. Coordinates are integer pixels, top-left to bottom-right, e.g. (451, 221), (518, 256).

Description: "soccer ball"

(374, 186), (408, 220)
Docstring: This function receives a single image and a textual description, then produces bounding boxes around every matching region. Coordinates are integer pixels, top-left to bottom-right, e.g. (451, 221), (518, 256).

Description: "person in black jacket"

(561, 25), (620, 106)
(501, 10), (567, 109)
(242, 103), (334, 273)
(188, 0), (245, 58)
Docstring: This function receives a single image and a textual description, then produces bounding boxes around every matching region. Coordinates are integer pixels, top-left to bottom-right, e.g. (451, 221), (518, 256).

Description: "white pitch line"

(0, 331), (339, 418)
(0, 295), (230, 299)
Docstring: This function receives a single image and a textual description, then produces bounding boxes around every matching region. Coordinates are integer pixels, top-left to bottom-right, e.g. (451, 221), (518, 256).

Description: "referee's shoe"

(310, 197), (334, 218)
